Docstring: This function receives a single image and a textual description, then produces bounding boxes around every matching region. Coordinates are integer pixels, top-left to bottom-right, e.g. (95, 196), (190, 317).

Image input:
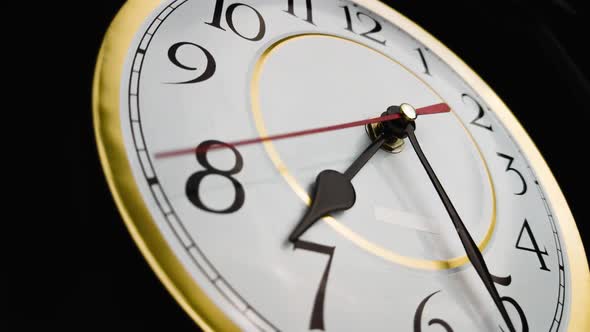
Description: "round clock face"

(94, 0), (589, 331)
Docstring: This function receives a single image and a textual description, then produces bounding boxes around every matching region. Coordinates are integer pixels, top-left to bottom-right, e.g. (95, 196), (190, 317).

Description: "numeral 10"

(206, 0), (266, 41)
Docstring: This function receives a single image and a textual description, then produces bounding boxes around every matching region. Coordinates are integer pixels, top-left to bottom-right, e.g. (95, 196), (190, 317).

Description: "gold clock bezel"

(92, 0), (590, 331)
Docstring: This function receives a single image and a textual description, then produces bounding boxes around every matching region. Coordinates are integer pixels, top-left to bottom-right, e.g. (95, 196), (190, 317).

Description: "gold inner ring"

(250, 33), (496, 270)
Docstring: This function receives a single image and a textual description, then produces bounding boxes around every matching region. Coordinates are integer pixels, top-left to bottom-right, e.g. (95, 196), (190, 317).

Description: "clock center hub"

(365, 103), (419, 153)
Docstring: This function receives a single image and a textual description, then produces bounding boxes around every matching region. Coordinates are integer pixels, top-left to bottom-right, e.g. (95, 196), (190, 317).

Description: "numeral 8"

(185, 140), (245, 214)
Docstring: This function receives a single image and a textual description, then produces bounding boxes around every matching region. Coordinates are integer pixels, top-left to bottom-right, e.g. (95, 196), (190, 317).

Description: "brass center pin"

(365, 103), (417, 153)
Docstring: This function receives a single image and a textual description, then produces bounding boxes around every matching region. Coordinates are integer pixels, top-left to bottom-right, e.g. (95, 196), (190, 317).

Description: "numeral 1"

(416, 48), (431, 76)
(342, 4), (354, 32)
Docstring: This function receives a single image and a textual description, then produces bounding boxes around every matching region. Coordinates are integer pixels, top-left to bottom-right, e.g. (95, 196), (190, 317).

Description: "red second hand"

(155, 103), (450, 158)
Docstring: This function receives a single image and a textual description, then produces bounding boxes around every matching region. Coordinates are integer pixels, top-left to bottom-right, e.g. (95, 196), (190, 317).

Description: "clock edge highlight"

(91, 0), (590, 331)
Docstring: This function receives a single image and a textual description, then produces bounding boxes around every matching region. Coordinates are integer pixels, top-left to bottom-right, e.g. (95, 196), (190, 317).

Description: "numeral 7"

(294, 239), (336, 331)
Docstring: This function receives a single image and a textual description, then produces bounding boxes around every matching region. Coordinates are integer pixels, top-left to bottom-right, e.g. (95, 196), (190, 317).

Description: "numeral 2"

(461, 93), (493, 131)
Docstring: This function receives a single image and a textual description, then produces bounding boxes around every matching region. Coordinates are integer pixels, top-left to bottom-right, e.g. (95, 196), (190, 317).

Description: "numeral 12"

(341, 5), (386, 45)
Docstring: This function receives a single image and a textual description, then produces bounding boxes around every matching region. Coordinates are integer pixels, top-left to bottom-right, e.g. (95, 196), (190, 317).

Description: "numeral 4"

(516, 219), (550, 271)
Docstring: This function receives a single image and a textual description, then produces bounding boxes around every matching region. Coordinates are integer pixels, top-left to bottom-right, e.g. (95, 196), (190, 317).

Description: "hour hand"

(288, 135), (386, 242)
(288, 170), (356, 242)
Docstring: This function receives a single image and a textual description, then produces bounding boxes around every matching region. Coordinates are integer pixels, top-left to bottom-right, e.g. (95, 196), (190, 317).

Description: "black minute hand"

(288, 135), (386, 242)
(405, 125), (516, 332)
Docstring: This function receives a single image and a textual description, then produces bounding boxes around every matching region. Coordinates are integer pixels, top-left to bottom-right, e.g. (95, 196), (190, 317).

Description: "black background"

(59, 0), (588, 330)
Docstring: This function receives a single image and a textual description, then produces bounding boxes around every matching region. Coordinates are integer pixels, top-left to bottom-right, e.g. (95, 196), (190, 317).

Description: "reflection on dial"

(116, 0), (570, 331)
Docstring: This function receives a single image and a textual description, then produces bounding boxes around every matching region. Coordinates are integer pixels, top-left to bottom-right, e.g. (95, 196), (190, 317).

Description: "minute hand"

(405, 125), (516, 332)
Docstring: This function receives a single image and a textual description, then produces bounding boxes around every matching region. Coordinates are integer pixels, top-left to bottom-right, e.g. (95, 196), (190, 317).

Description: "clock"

(82, 0), (589, 330)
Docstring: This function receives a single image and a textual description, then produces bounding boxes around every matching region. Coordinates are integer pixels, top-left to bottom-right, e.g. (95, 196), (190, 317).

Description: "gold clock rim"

(92, 0), (239, 331)
(92, 0), (590, 331)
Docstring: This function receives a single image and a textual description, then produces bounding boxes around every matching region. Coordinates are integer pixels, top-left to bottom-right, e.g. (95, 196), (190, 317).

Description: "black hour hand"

(288, 170), (355, 242)
(288, 135), (386, 242)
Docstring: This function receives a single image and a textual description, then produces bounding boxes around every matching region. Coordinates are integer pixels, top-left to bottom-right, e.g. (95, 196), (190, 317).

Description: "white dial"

(92, 0), (589, 331)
